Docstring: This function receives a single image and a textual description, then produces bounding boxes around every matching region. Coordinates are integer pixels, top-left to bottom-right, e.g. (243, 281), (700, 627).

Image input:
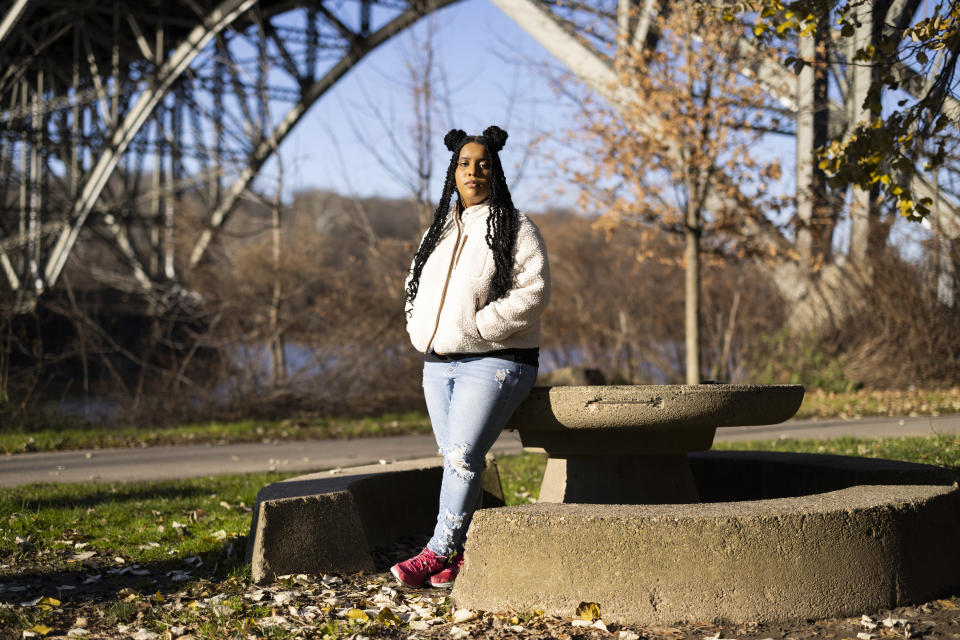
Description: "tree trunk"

(685, 204), (701, 385)
(269, 165), (286, 388)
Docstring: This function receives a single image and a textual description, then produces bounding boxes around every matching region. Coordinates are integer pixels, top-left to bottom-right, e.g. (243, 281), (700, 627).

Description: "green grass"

(711, 433), (960, 475)
(499, 451), (548, 505)
(0, 411), (432, 454)
(1, 471), (299, 564)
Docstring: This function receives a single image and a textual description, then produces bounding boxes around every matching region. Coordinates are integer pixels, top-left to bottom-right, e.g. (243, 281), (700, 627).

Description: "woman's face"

(455, 142), (490, 208)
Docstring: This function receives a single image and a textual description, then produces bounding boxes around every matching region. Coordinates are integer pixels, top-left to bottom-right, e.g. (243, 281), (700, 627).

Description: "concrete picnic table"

(506, 383), (805, 503)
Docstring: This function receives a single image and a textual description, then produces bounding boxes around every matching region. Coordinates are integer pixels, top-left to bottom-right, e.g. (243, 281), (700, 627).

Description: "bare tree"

(564, 7), (789, 383)
(346, 15), (452, 232)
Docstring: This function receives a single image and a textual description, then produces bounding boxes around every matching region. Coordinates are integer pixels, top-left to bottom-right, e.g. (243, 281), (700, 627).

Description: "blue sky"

(270, 0), (579, 212)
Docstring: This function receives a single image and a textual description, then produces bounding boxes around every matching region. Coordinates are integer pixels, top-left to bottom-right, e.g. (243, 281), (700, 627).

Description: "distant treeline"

(1, 189), (958, 425)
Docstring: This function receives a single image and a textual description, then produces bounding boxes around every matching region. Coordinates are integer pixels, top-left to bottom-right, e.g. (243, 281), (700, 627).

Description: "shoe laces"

(409, 549), (443, 571)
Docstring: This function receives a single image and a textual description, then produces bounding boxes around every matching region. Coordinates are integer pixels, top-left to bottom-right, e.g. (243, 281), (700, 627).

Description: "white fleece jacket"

(405, 203), (550, 355)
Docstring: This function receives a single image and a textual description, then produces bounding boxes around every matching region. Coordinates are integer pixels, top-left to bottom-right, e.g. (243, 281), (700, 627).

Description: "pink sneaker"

(428, 553), (463, 588)
(390, 547), (447, 587)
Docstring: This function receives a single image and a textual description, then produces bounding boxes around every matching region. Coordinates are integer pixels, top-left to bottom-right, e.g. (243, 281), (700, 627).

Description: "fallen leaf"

(506, 625), (524, 632)
(576, 601), (601, 621)
(592, 620), (609, 632)
(131, 629), (158, 640)
(66, 630), (89, 638)
(346, 608), (370, 622)
(378, 608), (401, 625)
(571, 619), (593, 627)
(258, 615), (289, 628)
(26, 626), (52, 637)
(453, 609), (478, 623)
(449, 625), (470, 639)
(619, 632), (640, 640)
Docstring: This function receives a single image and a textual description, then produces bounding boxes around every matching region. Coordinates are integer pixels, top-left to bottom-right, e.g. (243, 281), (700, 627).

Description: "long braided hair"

(405, 126), (519, 310)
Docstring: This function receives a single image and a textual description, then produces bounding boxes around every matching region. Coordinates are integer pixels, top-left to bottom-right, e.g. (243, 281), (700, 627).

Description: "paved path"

(2, 415), (958, 487)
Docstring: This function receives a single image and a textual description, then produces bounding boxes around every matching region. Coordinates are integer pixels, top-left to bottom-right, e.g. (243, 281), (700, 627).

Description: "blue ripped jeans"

(422, 356), (537, 557)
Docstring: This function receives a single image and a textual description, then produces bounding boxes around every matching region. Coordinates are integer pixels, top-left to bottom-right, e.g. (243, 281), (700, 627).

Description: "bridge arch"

(0, 0), (461, 310)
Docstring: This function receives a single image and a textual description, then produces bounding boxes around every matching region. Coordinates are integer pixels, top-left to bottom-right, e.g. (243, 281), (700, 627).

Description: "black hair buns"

(444, 129), (467, 152)
(482, 126), (508, 152)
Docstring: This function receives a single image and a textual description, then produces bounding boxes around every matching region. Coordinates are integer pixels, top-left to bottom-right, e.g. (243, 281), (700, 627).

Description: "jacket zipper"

(424, 219), (463, 354)
(454, 234), (468, 267)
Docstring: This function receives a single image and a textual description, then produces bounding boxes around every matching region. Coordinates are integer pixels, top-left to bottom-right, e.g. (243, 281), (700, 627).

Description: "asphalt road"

(2, 414), (958, 487)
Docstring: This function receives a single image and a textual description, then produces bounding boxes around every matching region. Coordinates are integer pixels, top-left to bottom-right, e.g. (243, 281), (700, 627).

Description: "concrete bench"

(246, 456), (504, 583)
(507, 383), (805, 503)
(452, 452), (960, 623)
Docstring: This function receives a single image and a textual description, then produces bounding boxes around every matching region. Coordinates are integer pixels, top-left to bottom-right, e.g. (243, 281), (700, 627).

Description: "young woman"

(392, 126), (550, 588)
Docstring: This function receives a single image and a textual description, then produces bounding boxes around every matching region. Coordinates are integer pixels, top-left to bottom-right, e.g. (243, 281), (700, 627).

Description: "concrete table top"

(508, 384), (805, 431)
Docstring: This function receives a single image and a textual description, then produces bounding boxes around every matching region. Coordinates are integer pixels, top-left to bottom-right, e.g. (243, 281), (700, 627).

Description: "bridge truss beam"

(0, 0), (459, 312)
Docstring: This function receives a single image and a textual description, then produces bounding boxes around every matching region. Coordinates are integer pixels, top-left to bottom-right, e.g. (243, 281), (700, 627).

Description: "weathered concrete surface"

(452, 452), (960, 624)
(509, 384), (805, 438)
(247, 455), (504, 583)
(511, 384), (804, 503)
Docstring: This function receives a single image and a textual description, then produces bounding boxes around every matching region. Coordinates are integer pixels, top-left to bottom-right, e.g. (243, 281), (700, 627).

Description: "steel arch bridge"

(0, 0), (956, 314)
